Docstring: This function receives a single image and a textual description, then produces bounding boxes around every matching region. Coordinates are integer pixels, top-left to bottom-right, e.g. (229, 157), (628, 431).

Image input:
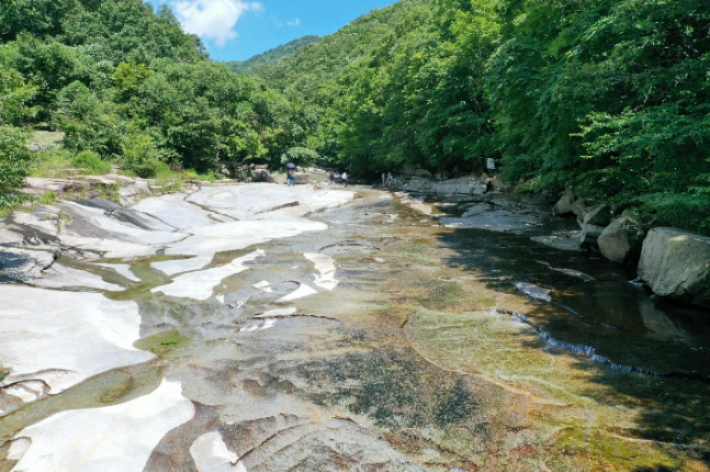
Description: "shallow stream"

(1, 185), (708, 471)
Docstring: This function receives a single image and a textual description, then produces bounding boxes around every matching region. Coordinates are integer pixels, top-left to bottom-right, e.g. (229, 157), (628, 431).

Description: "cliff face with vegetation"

(1, 0), (709, 235)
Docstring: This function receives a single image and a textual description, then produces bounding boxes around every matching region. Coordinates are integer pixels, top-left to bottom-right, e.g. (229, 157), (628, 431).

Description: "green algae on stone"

(134, 331), (192, 356)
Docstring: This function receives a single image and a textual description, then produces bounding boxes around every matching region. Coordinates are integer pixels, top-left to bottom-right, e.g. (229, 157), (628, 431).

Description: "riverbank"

(387, 170), (710, 309)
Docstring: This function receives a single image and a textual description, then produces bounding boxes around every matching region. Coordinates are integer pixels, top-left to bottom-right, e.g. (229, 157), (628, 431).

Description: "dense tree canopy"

(256, 0), (710, 234)
(0, 0), (308, 188)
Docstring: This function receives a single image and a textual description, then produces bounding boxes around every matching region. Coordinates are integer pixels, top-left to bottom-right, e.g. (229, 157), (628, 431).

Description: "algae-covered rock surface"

(1, 183), (709, 471)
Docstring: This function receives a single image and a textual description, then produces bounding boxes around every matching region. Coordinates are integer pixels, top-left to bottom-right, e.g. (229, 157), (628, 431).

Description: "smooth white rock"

(10, 380), (194, 472)
(152, 250), (265, 301)
(190, 431), (246, 472)
(12, 212), (58, 236)
(132, 193), (216, 229)
(0, 226), (24, 245)
(253, 280), (272, 292)
(256, 307), (298, 318)
(0, 285), (154, 395)
(7, 438), (31, 461)
(152, 255), (214, 276)
(164, 219), (327, 261)
(60, 201), (184, 246)
(2, 381), (46, 403)
(187, 184), (353, 220)
(29, 263), (124, 292)
(277, 284), (318, 303)
(304, 253), (339, 291)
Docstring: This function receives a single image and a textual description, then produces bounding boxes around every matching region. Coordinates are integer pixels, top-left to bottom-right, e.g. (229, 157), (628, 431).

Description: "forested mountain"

(255, 0), (710, 235)
(226, 36), (320, 75)
(0, 0), (308, 195)
(1, 0), (708, 234)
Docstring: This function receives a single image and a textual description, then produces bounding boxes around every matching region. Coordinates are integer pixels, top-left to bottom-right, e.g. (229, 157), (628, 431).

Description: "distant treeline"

(226, 36), (320, 75)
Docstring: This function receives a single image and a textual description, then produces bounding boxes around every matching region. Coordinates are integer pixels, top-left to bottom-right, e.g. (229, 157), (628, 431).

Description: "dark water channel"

(438, 224), (710, 380)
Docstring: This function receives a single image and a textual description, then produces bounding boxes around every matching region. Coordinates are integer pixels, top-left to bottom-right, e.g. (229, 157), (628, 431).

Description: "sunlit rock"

(190, 431), (246, 472)
(152, 250), (265, 300)
(9, 380), (194, 472)
(0, 285), (154, 396)
(638, 228), (710, 307)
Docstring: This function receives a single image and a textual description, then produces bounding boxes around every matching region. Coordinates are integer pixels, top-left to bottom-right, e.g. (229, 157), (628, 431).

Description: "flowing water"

(0, 184), (708, 471)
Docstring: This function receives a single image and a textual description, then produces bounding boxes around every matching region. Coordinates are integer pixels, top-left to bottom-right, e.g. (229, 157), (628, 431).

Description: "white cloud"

(171, 0), (265, 47)
(287, 18), (301, 27)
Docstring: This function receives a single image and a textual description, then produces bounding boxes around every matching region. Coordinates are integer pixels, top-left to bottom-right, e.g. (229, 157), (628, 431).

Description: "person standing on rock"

(287, 168), (296, 187)
(341, 171), (348, 185)
(382, 172), (386, 187)
(386, 172), (394, 187)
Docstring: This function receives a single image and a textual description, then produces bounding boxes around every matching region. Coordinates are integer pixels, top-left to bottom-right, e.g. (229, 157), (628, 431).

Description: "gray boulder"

(294, 174), (311, 184)
(598, 214), (646, 264)
(415, 169), (434, 179)
(571, 197), (588, 217)
(580, 224), (606, 249)
(553, 191), (574, 215)
(489, 176), (512, 193)
(432, 177), (487, 196)
(583, 206), (613, 227)
(638, 228), (710, 307)
(402, 177), (433, 193)
(251, 169), (274, 183)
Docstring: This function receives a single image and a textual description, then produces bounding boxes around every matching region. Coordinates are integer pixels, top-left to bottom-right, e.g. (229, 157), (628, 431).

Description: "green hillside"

(255, 0), (710, 235)
(0, 0), (312, 203)
(226, 35), (319, 75)
(1, 0), (709, 234)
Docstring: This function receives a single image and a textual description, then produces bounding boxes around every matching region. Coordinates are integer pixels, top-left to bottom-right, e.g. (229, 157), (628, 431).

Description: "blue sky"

(148, 0), (397, 62)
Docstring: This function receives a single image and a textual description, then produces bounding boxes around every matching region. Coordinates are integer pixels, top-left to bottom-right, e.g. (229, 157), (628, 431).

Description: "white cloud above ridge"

(287, 18), (301, 27)
(171, 0), (264, 47)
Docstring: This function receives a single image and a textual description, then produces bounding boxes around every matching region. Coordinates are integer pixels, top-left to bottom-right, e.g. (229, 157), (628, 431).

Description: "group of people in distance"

(286, 167), (349, 187)
(287, 167), (395, 188)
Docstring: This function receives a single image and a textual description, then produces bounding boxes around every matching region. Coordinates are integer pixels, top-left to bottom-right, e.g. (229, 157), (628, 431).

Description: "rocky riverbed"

(1, 183), (709, 471)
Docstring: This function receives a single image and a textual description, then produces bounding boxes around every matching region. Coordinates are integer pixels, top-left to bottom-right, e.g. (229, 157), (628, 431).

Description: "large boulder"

(583, 206), (613, 227)
(571, 197), (588, 218)
(23, 178), (87, 196)
(415, 169), (434, 179)
(598, 214), (646, 264)
(638, 228), (710, 307)
(489, 176), (512, 193)
(553, 191), (574, 215)
(251, 169), (274, 183)
(432, 177), (487, 196)
(579, 224), (606, 249)
(401, 177), (433, 193)
(294, 174), (311, 184)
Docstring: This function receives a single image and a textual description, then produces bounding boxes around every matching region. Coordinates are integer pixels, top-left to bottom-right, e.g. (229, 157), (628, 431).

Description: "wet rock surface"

(1, 184), (709, 471)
